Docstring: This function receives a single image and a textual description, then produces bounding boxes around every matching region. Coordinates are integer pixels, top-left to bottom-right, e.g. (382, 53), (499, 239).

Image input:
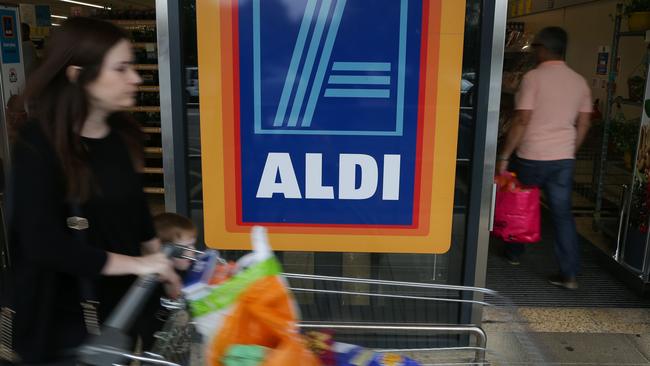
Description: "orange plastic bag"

(208, 275), (321, 366)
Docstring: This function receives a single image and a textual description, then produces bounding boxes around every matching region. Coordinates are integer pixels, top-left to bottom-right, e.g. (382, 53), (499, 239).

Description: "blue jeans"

(505, 157), (580, 278)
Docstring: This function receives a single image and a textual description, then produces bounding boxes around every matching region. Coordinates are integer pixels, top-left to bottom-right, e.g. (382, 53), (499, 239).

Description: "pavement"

(403, 307), (650, 365)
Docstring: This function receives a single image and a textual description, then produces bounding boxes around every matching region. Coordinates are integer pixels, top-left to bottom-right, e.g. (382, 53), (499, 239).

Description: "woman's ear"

(66, 65), (82, 83)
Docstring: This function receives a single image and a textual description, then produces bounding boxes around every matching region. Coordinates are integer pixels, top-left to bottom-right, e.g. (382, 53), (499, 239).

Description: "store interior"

(488, 0), (650, 304)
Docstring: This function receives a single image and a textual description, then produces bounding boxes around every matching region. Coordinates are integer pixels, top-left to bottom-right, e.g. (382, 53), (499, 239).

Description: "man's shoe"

(505, 253), (520, 265)
(548, 274), (578, 290)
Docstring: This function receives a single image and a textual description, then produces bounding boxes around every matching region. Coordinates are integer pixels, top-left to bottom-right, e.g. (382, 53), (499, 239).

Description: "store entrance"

(487, 0), (650, 306)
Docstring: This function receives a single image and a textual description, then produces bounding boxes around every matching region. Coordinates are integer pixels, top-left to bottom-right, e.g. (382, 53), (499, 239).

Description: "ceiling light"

(59, 0), (111, 10)
(51, 23), (61, 26)
(51, 15), (68, 19)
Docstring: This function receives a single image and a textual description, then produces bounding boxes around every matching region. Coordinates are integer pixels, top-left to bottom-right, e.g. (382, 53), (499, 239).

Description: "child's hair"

(153, 212), (197, 243)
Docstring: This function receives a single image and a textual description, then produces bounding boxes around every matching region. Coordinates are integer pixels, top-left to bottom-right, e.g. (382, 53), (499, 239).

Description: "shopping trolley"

(79, 246), (549, 366)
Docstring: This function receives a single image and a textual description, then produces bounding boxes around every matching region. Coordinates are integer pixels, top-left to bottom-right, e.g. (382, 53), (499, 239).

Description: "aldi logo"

(198, 0), (466, 253)
(252, 0), (410, 136)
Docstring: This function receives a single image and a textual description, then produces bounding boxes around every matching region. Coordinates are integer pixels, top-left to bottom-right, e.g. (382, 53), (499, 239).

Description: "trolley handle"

(79, 244), (186, 366)
(104, 244), (181, 330)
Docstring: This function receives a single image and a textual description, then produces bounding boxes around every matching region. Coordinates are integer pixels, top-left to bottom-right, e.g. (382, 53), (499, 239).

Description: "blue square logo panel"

(237, 0), (425, 226)
(244, 0), (419, 136)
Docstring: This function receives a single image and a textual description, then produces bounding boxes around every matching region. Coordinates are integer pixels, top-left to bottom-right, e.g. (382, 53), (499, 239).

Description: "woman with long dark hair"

(6, 17), (180, 363)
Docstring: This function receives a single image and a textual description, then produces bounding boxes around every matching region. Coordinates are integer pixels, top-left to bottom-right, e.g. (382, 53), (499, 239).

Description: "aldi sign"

(197, 0), (466, 253)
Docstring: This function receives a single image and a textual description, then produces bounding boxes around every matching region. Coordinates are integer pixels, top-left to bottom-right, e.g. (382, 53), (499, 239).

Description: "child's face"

(173, 229), (197, 271)
(174, 229), (196, 246)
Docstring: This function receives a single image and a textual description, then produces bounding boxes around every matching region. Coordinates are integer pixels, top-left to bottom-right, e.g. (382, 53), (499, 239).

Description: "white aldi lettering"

(256, 153), (401, 201)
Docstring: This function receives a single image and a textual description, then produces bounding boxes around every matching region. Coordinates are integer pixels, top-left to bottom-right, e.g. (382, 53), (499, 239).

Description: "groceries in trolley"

(304, 330), (422, 366)
(182, 226), (319, 365)
(180, 227), (423, 366)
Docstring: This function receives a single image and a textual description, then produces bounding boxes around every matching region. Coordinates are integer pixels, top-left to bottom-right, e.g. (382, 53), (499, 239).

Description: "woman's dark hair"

(24, 17), (144, 202)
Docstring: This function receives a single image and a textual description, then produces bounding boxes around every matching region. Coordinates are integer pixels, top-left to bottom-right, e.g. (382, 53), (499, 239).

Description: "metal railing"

(73, 246), (550, 366)
(136, 273), (548, 365)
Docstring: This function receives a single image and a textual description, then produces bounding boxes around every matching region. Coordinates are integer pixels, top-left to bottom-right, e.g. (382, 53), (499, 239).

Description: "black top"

(7, 121), (155, 363)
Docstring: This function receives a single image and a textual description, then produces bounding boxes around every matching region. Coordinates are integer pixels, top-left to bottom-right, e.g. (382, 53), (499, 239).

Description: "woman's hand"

(103, 252), (182, 298)
(137, 252), (182, 298)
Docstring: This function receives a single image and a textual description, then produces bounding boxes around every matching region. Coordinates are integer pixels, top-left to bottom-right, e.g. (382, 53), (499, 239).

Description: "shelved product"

(498, 23), (535, 145)
(595, 4), (649, 244)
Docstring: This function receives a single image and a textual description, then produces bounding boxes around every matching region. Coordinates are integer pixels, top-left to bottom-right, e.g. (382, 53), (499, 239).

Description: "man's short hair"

(533, 26), (567, 57)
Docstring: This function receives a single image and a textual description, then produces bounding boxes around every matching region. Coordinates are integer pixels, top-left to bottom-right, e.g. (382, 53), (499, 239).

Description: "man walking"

(496, 27), (592, 290)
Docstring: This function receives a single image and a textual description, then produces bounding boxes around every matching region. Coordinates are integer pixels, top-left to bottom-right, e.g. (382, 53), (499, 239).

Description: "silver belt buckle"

(67, 216), (89, 230)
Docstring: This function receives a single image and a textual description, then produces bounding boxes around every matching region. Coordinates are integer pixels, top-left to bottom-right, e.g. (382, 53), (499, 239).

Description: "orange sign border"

(197, 0), (466, 253)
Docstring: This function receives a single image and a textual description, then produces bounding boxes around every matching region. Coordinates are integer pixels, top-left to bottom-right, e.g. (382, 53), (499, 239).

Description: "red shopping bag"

(491, 173), (541, 243)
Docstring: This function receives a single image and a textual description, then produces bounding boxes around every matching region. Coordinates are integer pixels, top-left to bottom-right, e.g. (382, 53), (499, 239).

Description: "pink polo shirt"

(515, 61), (592, 161)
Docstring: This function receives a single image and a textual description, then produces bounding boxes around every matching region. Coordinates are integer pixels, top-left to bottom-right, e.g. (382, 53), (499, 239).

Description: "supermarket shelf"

(134, 64), (158, 71)
(143, 187), (165, 194)
(112, 20), (156, 27)
(133, 42), (157, 48)
(618, 98), (643, 107)
(138, 86), (160, 92)
(145, 147), (163, 155)
(141, 127), (161, 134)
(127, 106), (160, 113)
(617, 30), (646, 37)
(143, 167), (164, 174)
(504, 46), (533, 53)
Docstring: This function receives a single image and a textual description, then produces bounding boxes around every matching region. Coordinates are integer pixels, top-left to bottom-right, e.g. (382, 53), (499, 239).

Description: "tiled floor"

(483, 307), (650, 334)
(405, 331), (650, 365)
(482, 214), (650, 365)
(457, 307), (650, 365)
(477, 331), (650, 365)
